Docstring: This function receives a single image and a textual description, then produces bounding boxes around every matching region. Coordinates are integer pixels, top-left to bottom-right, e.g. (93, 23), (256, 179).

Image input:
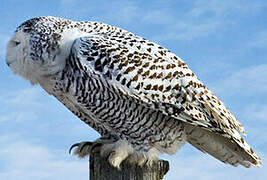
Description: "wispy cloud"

(0, 87), (41, 107)
(188, 0), (266, 18)
(58, 0), (139, 25)
(151, 0), (266, 42)
(155, 21), (220, 41)
(212, 64), (267, 96)
(163, 144), (266, 180)
(0, 87), (41, 127)
(141, 10), (175, 25)
(0, 138), (88, 180)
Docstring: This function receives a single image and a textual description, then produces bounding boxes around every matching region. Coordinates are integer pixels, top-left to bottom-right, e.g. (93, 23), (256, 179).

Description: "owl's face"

(6, 17), (81, 84)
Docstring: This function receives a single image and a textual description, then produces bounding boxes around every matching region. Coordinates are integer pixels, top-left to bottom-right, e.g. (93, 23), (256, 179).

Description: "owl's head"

(6, 16), (84, 84)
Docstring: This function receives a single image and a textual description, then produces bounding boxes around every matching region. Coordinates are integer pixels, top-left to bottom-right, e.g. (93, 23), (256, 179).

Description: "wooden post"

(90, 152), (169, 180)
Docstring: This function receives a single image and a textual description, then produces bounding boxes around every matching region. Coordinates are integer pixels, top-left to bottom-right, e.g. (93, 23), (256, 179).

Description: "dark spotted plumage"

(6, 16), (261, 168)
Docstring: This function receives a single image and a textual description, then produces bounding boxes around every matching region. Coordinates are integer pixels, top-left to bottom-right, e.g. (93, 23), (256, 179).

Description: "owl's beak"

(6, 34), (23, 67)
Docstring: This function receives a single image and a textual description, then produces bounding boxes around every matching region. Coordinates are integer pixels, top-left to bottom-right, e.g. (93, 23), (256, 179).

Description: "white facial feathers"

(6, 19), (88, 85)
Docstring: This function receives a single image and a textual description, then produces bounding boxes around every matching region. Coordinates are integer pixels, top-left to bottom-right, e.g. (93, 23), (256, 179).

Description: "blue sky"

(0, 0), (267, 179)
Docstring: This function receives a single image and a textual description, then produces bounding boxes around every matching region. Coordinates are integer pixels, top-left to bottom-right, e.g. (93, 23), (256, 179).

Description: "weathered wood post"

(90, 152), (169, 180)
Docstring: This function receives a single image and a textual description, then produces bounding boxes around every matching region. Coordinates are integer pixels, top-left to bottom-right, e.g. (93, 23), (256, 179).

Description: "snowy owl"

(6, 16), (261, 168)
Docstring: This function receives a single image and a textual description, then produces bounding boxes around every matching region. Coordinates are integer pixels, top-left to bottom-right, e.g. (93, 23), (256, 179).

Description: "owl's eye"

(11, 40), (21, 47)
(15, 41), (21, 46)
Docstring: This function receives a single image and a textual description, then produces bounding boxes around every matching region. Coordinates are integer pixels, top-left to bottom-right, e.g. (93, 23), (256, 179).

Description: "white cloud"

(141, 10), (175, 25)
(0, 111), (38, 125)
(0, 87), (42, 107)
(0, 87), (42, 126)
(163, 145), (266, 180)
(152, 0), (266, 42)
(212, 64), (267, 96)
(189, 0), (265, 18)
(154, 21), (220, 41)
(0, 138), (88, 180)
(110, 3), (139, 24)
(58, 0), (140, 25)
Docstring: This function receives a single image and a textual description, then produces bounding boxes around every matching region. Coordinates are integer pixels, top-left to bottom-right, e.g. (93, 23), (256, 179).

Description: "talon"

(69, 143), (80, 154)
(90, 142), (102, 153)
(69, 135), (123, 160)
(79, 141), (93, 153)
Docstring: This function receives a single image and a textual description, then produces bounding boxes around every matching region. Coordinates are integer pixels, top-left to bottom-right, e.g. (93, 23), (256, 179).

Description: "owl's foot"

(69, 134), (118, 158)
(69, 137), (141, 169)
(69, 141), (102, 158)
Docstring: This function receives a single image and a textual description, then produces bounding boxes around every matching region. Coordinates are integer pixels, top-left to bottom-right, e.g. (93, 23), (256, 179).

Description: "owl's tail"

(184, 123), (261, 168)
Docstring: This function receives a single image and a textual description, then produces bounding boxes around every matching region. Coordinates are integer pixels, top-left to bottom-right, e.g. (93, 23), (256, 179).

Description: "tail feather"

(184, 124), (261, 168)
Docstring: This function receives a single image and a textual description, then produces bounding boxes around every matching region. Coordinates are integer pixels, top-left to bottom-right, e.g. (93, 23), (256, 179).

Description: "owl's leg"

(69, 134), (134, 168)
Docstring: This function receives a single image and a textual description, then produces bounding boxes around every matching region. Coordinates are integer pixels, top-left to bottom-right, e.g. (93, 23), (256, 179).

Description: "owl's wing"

(69, 35), (260, 166)
(70, 35), (240, 133)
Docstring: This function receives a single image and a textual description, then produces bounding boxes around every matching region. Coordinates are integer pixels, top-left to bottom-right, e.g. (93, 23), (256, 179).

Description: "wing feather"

(68, 33), (260, 166)
(71, 34), (243, 135)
